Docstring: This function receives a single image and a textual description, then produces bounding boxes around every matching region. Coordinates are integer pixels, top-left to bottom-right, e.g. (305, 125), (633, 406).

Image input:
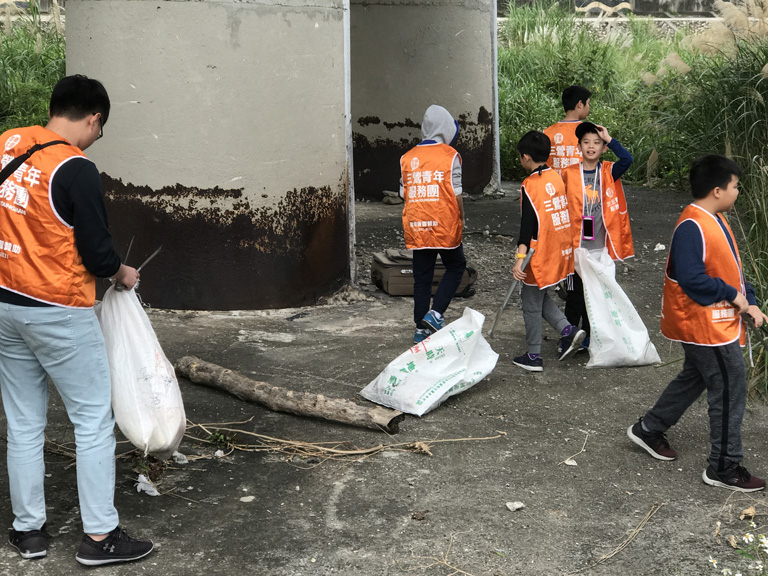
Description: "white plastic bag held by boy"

(360, 308), (498, 416)
(98, 286), (186, 457)
(575, 247), (660, 367)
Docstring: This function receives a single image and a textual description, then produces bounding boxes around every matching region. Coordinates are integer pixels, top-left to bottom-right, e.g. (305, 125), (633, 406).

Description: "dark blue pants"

(412, 245), (467, 327)
(565, 272), (590, 337)
(643, 341), (746, 470)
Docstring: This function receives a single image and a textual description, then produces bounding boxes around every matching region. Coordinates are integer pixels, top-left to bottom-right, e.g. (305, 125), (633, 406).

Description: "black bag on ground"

(371, 249), (477, 298)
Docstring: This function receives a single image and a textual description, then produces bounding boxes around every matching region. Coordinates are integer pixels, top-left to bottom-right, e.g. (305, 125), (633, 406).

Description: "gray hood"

(421, 105), (459, 145)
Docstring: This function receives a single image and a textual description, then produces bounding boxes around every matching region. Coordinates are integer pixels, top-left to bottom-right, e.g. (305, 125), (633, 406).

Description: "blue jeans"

(412, 245), (467, 326)
(0, 303), (118, 534)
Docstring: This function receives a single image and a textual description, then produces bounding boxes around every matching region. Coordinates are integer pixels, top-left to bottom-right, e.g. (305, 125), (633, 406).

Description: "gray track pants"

(521, 283), (570, 355)
(643, 341), (746, 470)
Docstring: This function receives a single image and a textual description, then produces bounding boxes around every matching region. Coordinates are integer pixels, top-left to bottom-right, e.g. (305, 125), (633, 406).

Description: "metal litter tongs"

(488, 249), (534, 338)
(114, 237), (162, 291)
(742, 311), (768, 368)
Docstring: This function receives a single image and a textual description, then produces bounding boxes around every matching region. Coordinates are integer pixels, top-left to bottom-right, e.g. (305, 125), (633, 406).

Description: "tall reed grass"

(498, 0), (768, 393)
(0, 1), (65, 134)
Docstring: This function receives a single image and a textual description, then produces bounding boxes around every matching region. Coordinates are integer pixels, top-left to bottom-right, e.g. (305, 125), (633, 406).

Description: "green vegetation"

(499, 0), (768, 394)
(0, 3), (65, 134)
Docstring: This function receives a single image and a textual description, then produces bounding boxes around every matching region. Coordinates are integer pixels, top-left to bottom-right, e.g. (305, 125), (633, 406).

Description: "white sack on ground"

(98, 286), (186, 457)
(575, 247), (661, 368)
(360, 307), (498, 416)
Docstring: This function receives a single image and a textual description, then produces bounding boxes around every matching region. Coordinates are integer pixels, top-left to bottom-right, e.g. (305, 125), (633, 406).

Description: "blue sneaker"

(421, 311), (445, 333)
(414, 328), (430, 344)
(512, 352), (543, 372)
(558, 325), (586, 361)
(579, 336), (590, 353)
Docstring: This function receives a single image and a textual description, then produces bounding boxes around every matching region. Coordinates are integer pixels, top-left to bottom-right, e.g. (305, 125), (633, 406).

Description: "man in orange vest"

(511, 131), (585, 372)
(543, 85), (591, 175)
(0, 75), (154, 562)
(628, 155), (767, 492)
(400, 105), (466, 344)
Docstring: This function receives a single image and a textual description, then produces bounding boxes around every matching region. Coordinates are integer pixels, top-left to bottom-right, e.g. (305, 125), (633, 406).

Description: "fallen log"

(174, 356), (404, 433)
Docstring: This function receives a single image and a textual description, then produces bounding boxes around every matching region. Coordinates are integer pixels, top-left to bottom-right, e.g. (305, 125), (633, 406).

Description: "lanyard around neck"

(580, 162), (601, 214)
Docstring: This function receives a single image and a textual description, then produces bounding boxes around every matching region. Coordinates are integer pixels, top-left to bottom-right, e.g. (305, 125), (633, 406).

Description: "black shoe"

(9, 525), (47, 559)
(703, 463), (766, 492)
(627, 418), (677, 461)
(76, 526), (154, 566)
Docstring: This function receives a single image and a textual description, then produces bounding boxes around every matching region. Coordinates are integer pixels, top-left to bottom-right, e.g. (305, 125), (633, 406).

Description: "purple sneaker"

(512, 352), (543, 372)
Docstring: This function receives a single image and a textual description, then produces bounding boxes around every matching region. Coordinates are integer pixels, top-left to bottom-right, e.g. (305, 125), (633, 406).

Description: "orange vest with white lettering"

(562, 161), (634, 261)
(0, 126), (95, 308)
(521, 167), (573, 288)
(543, 121), (582, 174)
(401, 143), (462, 249)
(661, 204), (746, 346)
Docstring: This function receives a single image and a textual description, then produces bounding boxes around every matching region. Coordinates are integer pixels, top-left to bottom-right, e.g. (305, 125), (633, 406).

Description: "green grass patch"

(0, 10), (65, 134)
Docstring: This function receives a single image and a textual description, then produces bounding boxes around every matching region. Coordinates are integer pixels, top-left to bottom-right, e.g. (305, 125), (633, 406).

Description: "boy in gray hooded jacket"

(399, 105), (466, 343)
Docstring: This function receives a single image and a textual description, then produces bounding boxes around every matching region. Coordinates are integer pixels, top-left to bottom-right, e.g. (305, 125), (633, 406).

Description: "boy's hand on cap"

(595, 125), (612, 144)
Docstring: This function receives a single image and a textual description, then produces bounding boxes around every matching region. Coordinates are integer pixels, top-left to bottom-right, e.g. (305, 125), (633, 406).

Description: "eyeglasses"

(94, 113), (103, 140)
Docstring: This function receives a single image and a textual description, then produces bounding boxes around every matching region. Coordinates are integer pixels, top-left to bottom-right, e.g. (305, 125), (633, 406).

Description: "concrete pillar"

(65, 0), (352, 310)
(350, 0), (499, 200)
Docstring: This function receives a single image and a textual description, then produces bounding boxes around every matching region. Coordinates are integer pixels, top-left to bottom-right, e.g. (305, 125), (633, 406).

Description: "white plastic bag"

(98, 286), (186, 457)
(574, 247), (660, 367)
(360, 307), (498, 416)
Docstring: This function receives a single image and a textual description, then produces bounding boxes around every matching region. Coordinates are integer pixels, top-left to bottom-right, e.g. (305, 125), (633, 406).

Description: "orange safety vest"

(0, 126), (96, 308)
(661, 204), (746, 346)
(521, 167), (573, 288)
(562, 161), (634, 261)
(401, 143), (462, 249)
(543, 121), (582, 174)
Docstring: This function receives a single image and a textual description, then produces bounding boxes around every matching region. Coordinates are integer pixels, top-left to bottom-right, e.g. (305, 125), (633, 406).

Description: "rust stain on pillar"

(100, 175), (349, 310)
(352, 106), (494, 200)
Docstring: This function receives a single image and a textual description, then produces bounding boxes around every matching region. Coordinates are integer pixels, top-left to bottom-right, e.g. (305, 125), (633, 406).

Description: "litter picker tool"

(114, 245), (162, 291)
(123, 236), (135, 265)
(136, 245), (162, 273)
(488, 249), (534, 338)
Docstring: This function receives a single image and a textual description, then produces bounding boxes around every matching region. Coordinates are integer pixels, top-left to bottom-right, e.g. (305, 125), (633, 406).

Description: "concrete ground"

(2, 182), (768, 575)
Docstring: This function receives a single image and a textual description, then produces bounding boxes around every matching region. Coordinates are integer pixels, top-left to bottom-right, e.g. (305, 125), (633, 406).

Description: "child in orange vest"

(543, 85), (591, 175)
(628, 155), (766, 492)
(561, 122), (634, 352)
(399, 105), (466, 344)
(512, 131), (585, 372)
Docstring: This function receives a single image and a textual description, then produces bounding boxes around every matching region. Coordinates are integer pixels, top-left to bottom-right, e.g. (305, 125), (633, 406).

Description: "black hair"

(689, 155), (742, 199)
(562, 85), (592, 112)
(49, 74), (110, 125)
(516, 130), (551, 163)
(575, 121), (600, 142)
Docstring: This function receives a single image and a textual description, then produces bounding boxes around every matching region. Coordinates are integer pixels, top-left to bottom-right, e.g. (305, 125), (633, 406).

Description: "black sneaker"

(9, 525), (47, 559)
(75, 526), (154, 566)
(703, 463), (766, 492)
(627, 418), (677, 461)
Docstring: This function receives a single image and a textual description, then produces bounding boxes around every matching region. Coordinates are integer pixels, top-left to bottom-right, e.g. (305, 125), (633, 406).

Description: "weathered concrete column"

(350, 0), (499, 200)
(66, 0), (352, 310)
